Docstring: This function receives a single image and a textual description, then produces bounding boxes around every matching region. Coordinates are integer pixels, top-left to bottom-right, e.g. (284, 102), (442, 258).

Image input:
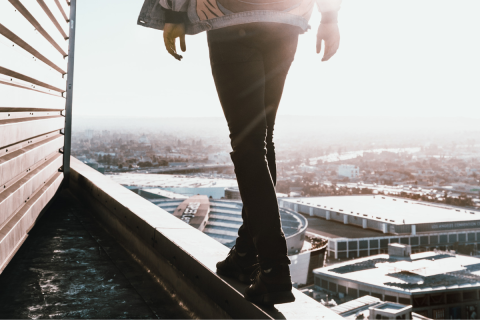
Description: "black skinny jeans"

(207, 23), (300, 267)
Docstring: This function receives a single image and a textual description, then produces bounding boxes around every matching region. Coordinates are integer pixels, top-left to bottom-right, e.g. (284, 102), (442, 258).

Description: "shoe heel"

(264, 291), (295, 305)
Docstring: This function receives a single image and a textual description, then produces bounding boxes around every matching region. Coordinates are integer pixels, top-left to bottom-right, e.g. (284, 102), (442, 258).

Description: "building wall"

(286, 224), (306, 254)
(338, 165), (359, 178)
(328, 233), (478, 260)
(225, 188), (241, 200)
(289, 251), (311, 286)
(348, 215), (364, 227)
(334, 232), (477, 261)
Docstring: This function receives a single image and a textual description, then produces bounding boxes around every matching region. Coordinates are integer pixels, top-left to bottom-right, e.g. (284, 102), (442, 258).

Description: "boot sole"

(245, 290), (295, 306)
(216, 268), (251, 284)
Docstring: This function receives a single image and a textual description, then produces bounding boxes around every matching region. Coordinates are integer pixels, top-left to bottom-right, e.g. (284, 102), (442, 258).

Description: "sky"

(72, 0), (480, 119)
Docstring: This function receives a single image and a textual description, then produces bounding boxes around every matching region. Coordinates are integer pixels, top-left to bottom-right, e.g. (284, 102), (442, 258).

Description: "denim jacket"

(137, 0), (341, 35)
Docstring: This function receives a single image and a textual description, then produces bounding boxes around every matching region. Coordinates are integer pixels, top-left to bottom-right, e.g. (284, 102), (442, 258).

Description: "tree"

(138, 161), (153, 168)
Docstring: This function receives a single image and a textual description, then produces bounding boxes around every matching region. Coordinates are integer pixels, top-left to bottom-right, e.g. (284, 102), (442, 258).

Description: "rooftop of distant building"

(315, 251), (480, 294)
(285, 195), (480, 225)
(107, 173), (238, 189)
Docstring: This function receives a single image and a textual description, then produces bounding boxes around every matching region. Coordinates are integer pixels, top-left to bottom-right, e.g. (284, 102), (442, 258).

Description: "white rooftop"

(314, 251), (480, 293)
(140, 188), (188, 199)
(107, 173), (238, 189)
(286, 195), (480, 225)
(330, 295), (382, 316)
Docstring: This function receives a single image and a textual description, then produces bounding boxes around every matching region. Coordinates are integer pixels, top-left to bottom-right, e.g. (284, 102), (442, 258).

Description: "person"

(138, 0), (341, 306)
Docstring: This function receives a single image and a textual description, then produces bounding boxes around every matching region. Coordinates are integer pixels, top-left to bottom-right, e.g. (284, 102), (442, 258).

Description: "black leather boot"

(244, 263), (295, 306)
(216, 246), (257, 284)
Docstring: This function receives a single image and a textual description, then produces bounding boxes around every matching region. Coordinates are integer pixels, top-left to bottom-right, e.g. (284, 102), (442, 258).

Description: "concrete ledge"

(69, 157), (341, 319)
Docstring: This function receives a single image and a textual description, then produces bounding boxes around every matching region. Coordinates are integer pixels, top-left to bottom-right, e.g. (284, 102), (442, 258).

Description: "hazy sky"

(73, 0), (480, 118)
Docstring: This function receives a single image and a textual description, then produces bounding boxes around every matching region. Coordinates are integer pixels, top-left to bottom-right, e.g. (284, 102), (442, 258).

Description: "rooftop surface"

(140, 188), (188, 199)
(330, 295), (382, 317)
(0, 191), (191, 319)
(299, 213), (387, 239)
(314, 251), (480, 294)
(107, 173), (238, 189)
(287, 195), (480, 225)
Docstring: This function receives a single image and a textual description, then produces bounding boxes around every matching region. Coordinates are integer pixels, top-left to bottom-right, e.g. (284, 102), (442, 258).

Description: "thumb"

(180, 34), (186, 52)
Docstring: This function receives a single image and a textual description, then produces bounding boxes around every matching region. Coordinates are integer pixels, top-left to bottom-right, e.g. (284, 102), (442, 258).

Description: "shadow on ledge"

(0, 190), (192, 319)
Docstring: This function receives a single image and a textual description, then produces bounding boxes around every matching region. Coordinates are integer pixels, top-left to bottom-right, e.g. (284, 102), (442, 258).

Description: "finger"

(170, 36), (177, 54)
(169, 47), (183, 60)
(163, 34), (170, 53)
(322, 41), (339, 61)
(165, 39), (182, 60)
(316, 37), (323, 54)
(180, 34), (186, 52)
(164, 40), (176, 57)
(170, 38), (183, 60)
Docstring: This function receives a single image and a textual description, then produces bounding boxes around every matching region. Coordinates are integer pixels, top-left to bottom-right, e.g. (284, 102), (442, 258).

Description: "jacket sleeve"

(316, 0), (342, 12)
(159, 0), (189, 12)
(164, 9), (188, 23)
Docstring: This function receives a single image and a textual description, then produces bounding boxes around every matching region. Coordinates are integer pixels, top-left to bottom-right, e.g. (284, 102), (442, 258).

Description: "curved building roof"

(151, 197), (307, 251)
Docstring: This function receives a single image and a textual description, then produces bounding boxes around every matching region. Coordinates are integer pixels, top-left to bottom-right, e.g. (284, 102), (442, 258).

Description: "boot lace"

(249, 263), (261, 282)
(226, 245), (238, 260)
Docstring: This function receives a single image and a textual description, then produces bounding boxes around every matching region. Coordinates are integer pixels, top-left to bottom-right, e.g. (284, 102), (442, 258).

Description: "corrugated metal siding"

(331, 211), (344, 222)
(367, 219), (384, 231)
(298, 203), (310, 214)
(0, 0), (71, 274)
(348, 215), (363, 226)
(394, 224), (412, 234)
(314, 207), (326, 218)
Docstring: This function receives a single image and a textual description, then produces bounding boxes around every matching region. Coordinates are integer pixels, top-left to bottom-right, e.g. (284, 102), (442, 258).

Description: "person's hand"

(316, 22), (340, 61)
(163, 23), (186, 61)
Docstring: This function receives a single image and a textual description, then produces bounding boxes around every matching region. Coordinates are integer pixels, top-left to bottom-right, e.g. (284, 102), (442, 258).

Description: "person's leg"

(236, 206), (255, 254)
(245, 24), (299, 267)
(241, 25), (300, 306)
(261, 25), (299, 190)
(263, 29), (299, 187)
(207, 26), (262, 256)
(208, 24), (298, 268)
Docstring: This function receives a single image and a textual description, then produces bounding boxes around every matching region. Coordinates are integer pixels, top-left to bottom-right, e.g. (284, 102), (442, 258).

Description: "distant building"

(299, 164), (318, 173)
(331, 295), (423, 320)
(82, 159), (104, 174)
(167, 153), (189, 160)
(338, 165), (359, 179)
(314, 244), (480, 319)
(108, 173), (238, 199)
(282, 196), (480, 260)
(208, 152), (230, 164)
(138, 134), (151, 146)
(85, 129), (94, 139)
(138, 188), (188, 200)
(226, 187), (289, 200)
(225, 187), (241, 200)
(168, 162), (188, 167)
